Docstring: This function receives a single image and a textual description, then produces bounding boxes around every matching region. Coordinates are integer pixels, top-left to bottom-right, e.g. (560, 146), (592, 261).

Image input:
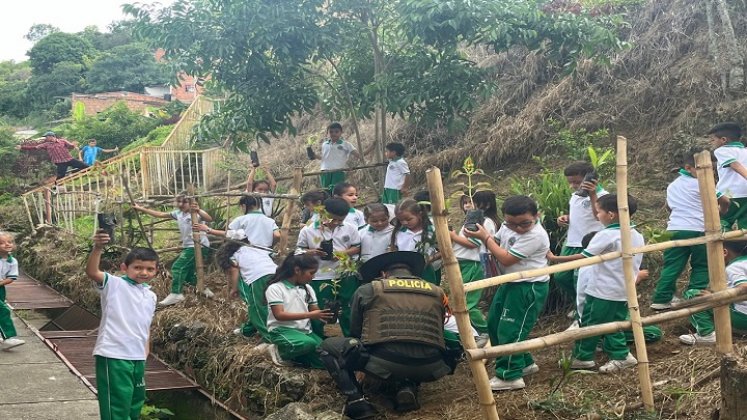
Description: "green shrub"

(120, 124), (174, 153)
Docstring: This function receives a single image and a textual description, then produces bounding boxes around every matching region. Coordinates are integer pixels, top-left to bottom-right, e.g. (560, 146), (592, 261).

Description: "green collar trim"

(678, 168), (695, 178)
(725, 142), (745, 148)
(0, 254), (14, 263)
(122, 275), (148, 286)
(390, 156), (402, 161)
(282, 280), (301, 289)
(728, 255), (747, 265)
(604, 222), (636, 230)
(348, 208), (357, 214)
(247, 210), (263, 214)
(325, 139), (344, 145)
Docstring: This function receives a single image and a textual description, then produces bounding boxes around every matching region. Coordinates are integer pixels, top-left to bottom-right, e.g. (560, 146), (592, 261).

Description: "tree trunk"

(719, 355), (747, 419)
(715, 0), (744, 89)
(706, 0), (728, 93)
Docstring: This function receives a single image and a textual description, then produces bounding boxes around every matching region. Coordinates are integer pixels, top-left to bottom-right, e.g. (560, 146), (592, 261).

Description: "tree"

(60, 101), (161, 149)
(86, 43), (169, 93)
(28, 32), (95, 75)
(24, 24), (60, 43)
(27, 61), (86, 109)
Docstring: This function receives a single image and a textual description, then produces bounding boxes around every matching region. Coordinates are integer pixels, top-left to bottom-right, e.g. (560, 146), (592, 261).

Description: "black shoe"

(344, 398), (378, 419)
(395, 386), (420, 412)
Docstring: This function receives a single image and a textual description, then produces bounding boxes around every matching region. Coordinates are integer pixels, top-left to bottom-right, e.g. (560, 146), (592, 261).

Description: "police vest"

(361, 277), (446, 351)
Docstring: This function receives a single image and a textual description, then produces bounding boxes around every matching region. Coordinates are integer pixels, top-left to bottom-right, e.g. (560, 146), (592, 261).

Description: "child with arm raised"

(245, 166), (278, 218)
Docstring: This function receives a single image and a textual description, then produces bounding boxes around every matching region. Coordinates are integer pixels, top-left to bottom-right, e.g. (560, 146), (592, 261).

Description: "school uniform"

(479, 218), (500, 278)
(359, 224), (394, 262)
(93, 273), (157, 420)
(652, 170), (721, 304)
(394, 225), (441, 285)
(489, 222), (550, 381)
(261, 196), (274, 218)
(554, 186), (608, 298)
(453, 227), (487, 333)
(0, 255), (19, 340)
(573, 223), (644, 362)
(381, 157), (410, 204)
(296, 221), (361, 337)
(685, 256), (747, 335)
(715, 142), (747, 229)
(344, 207), (366, 228)
(169, 210), (211, 294)
(320, 139), (356, 192)
(266, 281), (324, 368)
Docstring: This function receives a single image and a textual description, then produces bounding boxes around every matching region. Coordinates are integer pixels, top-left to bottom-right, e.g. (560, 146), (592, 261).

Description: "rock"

(264, 402), (316, 420)
(185, 321), (208, 339)
(168, 323), (188, 341)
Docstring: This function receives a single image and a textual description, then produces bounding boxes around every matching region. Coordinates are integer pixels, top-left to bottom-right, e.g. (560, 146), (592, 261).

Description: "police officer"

(318, 251), (458, 419)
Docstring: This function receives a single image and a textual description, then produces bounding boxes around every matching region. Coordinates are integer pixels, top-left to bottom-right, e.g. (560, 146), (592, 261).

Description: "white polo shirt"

(320, 139), (356, 171)
(170, 210), (210, 248)
(479, 218), (498, 254)
(667, 169), (723, 232)
(453, 227), (482, 262)
(261, 197), (274, 218)
(344, 208), (366, 228)
(296, 221), (361, 280)
(266, 281), (318, 333)
(566, 187), (608, 247)
(384, 158), (410, 190)
(715, 143), (747, 198)
(493, 222), (550, 283)
(394, 225), (439, 266)
(726, 257), (747, 315)
(581, 223), (644, 302)
(575, 265), (592, 314)
(360, 224), (394, 262)
(0, 255), (18, 281)
(227, 211), (279, 248)
(231, 246), (277, 285)
(93, 274), (157, 360)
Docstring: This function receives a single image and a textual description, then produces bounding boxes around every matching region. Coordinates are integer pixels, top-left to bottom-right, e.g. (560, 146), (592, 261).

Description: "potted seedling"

(306, 135), (318, 160)
(450, 156), (492, 231)
(325, 252), (359, 324)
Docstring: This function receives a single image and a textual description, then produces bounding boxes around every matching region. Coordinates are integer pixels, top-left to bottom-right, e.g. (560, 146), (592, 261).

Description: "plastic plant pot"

(464, 209), (485, 232)
(319, 239), (334, 261)
(97, 213), (118, 243)
(326, 300), (341, 325)
(306, 146), (316, 160)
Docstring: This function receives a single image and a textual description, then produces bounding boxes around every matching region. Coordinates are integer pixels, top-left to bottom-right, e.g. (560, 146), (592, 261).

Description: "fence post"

(426, 167), (500, 420)
(616, 136), (654, 411)
(22, 196), (36, 233)
(278, 167), (303, 254)
(191, 200), (206, 293)
(140, 151), (150, 199)
(695, 150), (733, 354)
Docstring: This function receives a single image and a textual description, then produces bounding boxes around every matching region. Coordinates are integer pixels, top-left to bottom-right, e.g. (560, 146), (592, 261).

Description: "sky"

(1, 0), (172, 62)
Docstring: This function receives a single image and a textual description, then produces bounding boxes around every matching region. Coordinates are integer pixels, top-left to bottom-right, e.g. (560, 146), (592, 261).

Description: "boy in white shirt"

(381, 142), (411, 211)
(86, 232), (158, 420)
(0, 232), (24, 350)
(314, 122), (361, 193)
(709, 122), (747, 230)
(296, 198), (361, 337)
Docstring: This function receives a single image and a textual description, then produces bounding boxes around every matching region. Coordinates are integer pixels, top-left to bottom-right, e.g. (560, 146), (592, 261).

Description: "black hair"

(581, 231), (598, 249)
(459, 194), (471, 213)
(124, 247), (159, 266)
(325, 197), (350, 217)
(413, 190), (431, 212)
(391, 198), (432, 254)
(708, 122), (742, 142)
(332, 182), (356, 197)
(385, 142), (405, 157)
(564, 161), (595, 177)
(364, 203), (389, 219)
(175, 191), (197, 205)
(597, 194), (638, 216)
(724, 240), (747, 256)
(327, 122), (343, 131)
(501, 195), (538, 216)
(473, 191), (499, 226)
(239, 194), (261, 214)
(266, 253), (319, 303)
(252, 179), (271, 191)
(215, 240), (245, 271)
(301, 189), (329, 205)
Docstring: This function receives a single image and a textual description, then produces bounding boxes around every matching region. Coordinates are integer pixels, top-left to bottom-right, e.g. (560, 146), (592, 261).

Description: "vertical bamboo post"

(695, 150), (733, 354)
(189, 191), (206, 293)
(616, 136), (654, 411)
(426, 167), (499, 420)
(22, 196), (35, 232)
(44, 188), (52, 224)
(278, 167), (303, 254)
(140, 151), (150, 198)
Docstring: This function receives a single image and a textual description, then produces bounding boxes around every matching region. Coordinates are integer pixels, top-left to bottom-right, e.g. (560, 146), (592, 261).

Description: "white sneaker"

(267, 344), (293, 367)
(599, 353), (637, 374)
(565, 320), (580, 331)
(566, 310), (576, 319)
(679, 331), (716, 345)
(202, 287), (215, 299)
(1, 337), (26, 350)
(475, 334), (490, 348)
(650, 296), (682, 311)
(522, 363), (539, 376)
(569, 358), (595, 369)
(158, 293), (185, 306)
(489, 376), (525, 391)
(232, 328), (241, 335)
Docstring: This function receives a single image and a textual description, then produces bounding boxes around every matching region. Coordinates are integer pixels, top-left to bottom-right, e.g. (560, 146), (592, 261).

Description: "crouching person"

(318, 251), (458, 419)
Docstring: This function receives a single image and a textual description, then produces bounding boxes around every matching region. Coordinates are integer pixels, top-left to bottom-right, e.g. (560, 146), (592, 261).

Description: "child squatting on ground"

(86, 232), (159, 420)
(0, 232), (25, 350)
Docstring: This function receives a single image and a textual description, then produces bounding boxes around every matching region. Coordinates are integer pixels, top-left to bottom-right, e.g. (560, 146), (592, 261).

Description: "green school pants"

(267, 327), (324, 368)
(553, 246), (583, 300)
(652, 231), (709, 304)
(0, 286), (17, 339)
(237, 275), (271, 341)
(422, 265), (442, 286)
(488, 281), (549, 380)
(311, 276), (359, 337)
(381, 188), (401, 205)
(320, 171), (345, 194)
(170, 247), (211, 294)
(684, 288), (747, 335)
(573, 295), (629, 361)
(458, 260), (488, 333)
(722, 197), (747, 230)
(95, 356), (146, 420)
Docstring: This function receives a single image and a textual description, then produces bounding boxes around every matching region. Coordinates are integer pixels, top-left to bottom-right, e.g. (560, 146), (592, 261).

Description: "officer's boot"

(319, 349), (378, 419)
(394, 380), (420, 412)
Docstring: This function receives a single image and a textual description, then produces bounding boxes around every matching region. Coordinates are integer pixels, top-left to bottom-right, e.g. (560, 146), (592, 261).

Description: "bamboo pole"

(463, 229), (747, 292)
(278, 167), (303, 254)
(695, 150), (734, 354)
(426, 167), (499, 420)
(188, 185), (206, 293)
(22, 196), (36, 232)
(616, 135), (654, 411)
(467, 286), (747, 360)
(122, 174), (154, 249)
(140, 151), (150, 198)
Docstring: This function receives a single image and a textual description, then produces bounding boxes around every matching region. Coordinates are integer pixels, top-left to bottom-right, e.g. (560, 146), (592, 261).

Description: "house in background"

(71, 92), (169, 116)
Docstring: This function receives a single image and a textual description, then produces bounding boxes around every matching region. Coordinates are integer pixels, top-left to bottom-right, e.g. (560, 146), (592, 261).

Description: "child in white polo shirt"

(381, 142), (411, 210)
(0, 232), (25, 350)
(465, 195), (550, 391)
(333, 182), (366, 228)
(245, 165), (278, 218)
(296, 198), (361, 337)
(265, 253), (332, 367)
(568, 194), (642, 374)
(709, 122), (747, 230)
(359, 204), (394, 262)
(133, 194), (213, 306)
(651, 151), (731, 310)
(314, 122), (360, 193)
(680, 240), (747, 345)
(86, 232), (158, 420)
(390, 198), (441, 285)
